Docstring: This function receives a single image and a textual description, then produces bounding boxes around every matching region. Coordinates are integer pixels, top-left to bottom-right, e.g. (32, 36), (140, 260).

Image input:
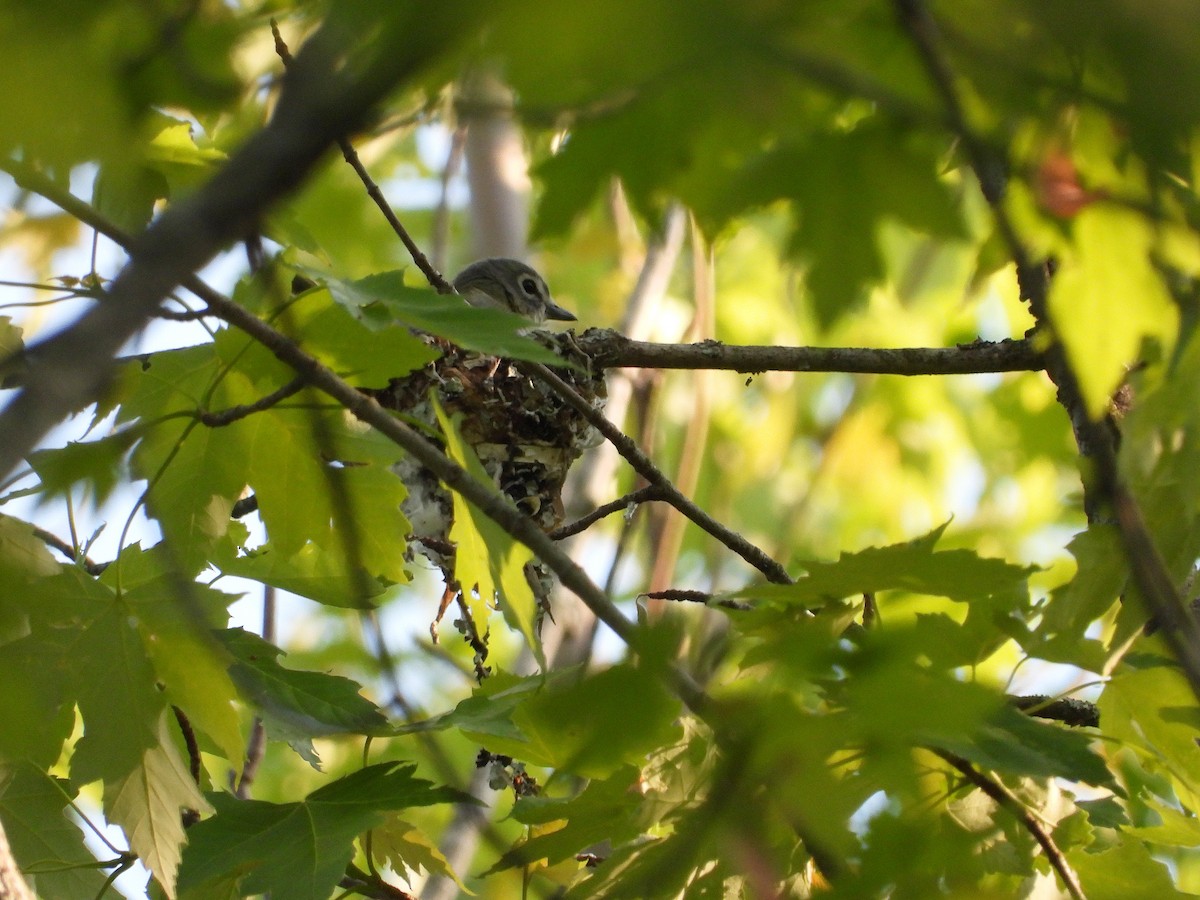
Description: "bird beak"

(543, 299), (577, 322)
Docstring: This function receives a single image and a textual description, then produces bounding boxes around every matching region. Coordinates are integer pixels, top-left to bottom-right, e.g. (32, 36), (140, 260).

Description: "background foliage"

(3, 1), (1200, 897)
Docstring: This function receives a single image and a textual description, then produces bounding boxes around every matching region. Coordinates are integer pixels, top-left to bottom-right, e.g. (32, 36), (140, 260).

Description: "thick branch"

(0, 13), (453, 481)
(893, 0), (1200, 699)
(8, 157), (847, 884)
(1009, 695), (1099, 729)
(576, 329), (1042, 375)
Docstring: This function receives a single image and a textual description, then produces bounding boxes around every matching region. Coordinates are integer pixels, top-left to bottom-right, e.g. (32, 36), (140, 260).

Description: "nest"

(367, 330), (607, 573)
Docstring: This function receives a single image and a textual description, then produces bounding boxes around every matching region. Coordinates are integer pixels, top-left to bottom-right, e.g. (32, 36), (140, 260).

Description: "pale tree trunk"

(420, 69), (534, 900)
(458, 70), (529, 263)
(0, 819), (34, 900)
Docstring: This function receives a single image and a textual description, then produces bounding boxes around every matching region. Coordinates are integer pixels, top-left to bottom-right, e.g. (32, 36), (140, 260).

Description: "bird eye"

(519, 277), (539, 296)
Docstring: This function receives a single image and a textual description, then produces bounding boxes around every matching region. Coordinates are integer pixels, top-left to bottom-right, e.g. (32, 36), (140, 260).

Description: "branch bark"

(935, 749), (1084, 900)
(577, 329), (1043, 375)
(893, 0), (1200, 700)
(0, 10), (464, 481)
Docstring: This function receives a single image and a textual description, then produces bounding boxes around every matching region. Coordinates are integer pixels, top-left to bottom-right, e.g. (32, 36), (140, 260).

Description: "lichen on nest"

(366, 330), (607, 571)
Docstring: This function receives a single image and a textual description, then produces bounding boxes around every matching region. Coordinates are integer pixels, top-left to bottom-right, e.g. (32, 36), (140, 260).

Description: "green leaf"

(0, 636), (74, 767)
(1077, 796), (1129, 830)
(116, 344), (224, 425)
(218, 628), (389, 740)
(139, 424), (242, 575)
(0, 762), (109, 900)
(1048, 205), (1177, 418)
(938, 705), (1112, 787)
(327, 270), (572, 363)
(371, 816), (473, 895)
(1045, 525), (1128, 628)
(1100, 664), (1200, 795)
(468, 665), (682, 779)
(0, 513), (62, 582)
(93, 159), (168, 234)
(739, 523), (1034, 606)
(219, 542), (390, 609)
(390, 669), (559, 740)
(488, 767), (644, 873)
(0, 513), (62, 638)
(121, 562), (244, 767)
(1129, 796), (1200, 847)
(105, 713), (212, 899)
(0, 315), (24, 370)
(1068, 838), (1186, 900)
(59, 573), (167, 786)
(283, 286), (439, 388)
(434, 400), (544, 665)
(178, 763), (471, 900)
(27, 432), (138, 507)
(744, 127), (965, 327)
(209, 329), (413, 579)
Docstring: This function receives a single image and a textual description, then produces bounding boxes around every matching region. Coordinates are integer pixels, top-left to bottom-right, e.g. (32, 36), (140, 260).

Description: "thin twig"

(522, 360), (794, 586)
(154, 306), (213, 321)
(549, 484), (666, 540)
(236, 585), (274, 799)
(935, 749), (1084, 900)
(341, 863), (416, 900)
(29, 524), (106, 575)
(197, 375), (307, 427)
(270, 20), (453, 295)
(643, 589), (751, 612)
(172, 705), (203, 829)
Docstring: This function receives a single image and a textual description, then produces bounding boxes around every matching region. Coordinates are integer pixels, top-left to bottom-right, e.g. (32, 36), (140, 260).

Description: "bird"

(452, 258), (577, 325)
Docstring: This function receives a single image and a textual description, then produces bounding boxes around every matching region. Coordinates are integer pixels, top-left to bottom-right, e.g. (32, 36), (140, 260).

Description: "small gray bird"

(453, 258), (577, 325)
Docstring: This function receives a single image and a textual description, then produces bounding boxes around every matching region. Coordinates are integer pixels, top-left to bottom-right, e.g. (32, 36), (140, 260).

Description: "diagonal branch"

(522, 360), (794, 585)
(8, 163), (850, 884)
(893, 0), (1200, 700)
(269, 20), (454, 295)
(935, 749), (1084, 900)
(549, 484), (667, 540)
(0, 12), (462, 481)
(197, 376), (308, 427)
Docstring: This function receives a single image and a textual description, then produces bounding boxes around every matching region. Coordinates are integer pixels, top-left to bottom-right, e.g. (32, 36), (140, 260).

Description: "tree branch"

(270, 20), (454, 295)
(522, 360), (794, 585)
(1009, 695), (1099, 729)
(197, 376), (307, 427)
(935, 749), (1084, 900)
(548, 485), (667, 540)
(29, 524), (105, 575)
(577, 329), (1043, 375)
(893, 0), (1200, 700)
(0, 10), (461, 481)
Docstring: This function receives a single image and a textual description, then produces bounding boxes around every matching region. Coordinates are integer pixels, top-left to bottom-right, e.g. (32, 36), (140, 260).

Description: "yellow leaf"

(1048, 205), (1177, 417)
(432, 398), (544, 667)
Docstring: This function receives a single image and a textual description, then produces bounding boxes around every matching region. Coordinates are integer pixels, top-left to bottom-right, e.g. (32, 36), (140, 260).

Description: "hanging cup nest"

(367, 330), (607, 573)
